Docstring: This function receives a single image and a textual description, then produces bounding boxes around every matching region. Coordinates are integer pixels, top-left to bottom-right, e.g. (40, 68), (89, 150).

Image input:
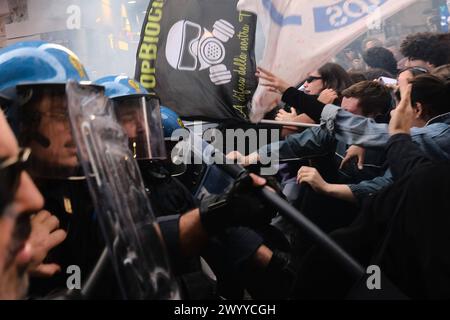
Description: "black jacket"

(294, 134), (450, 299)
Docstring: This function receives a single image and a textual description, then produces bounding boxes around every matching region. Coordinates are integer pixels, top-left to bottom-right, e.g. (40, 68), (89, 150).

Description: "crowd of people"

(1, 30), (450, 300)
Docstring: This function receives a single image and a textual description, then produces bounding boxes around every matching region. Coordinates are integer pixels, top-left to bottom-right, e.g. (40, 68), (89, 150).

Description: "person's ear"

(413, 102), (424, 119)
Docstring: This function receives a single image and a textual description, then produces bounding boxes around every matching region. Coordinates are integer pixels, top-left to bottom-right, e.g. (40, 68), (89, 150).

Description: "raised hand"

(389, 84), (414, 136)
(256, 67), (291, 94)
(27, 210), (67, 278)
(318, 88), (338, 105)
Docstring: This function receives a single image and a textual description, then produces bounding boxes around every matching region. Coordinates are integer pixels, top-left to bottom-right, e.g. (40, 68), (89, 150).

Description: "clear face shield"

(65, 81), (179, 300)
(113, 96), (166, 161)
(16, 84), (103, 179)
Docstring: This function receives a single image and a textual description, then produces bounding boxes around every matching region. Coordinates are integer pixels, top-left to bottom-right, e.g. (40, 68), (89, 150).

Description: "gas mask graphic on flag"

(165, 19), (235, 85)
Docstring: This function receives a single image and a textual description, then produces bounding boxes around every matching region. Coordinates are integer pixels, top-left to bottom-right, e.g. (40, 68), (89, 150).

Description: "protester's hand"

(227, 151), (246, 164)
(200, 174), (277, 234)
(389, 84), (414, 136)
(226, 151), (259, 167)
(256, 67), (291, 94)
(27, 211), (67, 278)
(276, 108), (298, 122)
(318, 89), (338, 105)
(340, 145), (366, 170)
(297, 166), (329, 194)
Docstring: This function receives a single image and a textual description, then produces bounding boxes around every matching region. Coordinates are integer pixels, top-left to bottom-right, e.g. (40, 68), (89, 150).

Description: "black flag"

(135, 0), (257, 121)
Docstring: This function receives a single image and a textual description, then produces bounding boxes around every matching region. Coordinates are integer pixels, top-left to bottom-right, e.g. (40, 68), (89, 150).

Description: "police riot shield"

(65, 81), (180, 300)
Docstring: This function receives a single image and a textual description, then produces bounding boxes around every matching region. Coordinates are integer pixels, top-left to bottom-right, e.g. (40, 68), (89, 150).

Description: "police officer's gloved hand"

(199, 174), (278, 234)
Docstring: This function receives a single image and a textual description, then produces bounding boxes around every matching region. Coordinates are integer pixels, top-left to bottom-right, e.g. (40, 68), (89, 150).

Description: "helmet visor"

(113, 96), (166, 161)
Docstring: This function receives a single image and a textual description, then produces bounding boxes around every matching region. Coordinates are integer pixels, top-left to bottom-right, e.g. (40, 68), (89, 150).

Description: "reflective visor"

(113, 96), (166, 160)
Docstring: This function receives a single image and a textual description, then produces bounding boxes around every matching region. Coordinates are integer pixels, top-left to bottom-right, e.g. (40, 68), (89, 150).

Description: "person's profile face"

(303, 71), (324, 95)
(116, 105), (145, 139)
(115, 102), (151, 159)
(405, 58), (431, 70)
(341, 97), (363, 116)
(30, 93), (78, 169)
(0, 111), (43, 299)
(344, 48), (356, 60)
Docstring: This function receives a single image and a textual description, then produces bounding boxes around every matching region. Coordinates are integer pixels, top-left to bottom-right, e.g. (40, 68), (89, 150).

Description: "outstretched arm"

(256, 67), (326, 123)
(297, 166), (357, 204)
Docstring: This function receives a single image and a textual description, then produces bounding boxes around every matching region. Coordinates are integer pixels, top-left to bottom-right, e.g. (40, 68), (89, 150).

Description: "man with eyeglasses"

(0, 41), (107, 298)
(17, 85), (79, 177)
(0, 109), (66, 299)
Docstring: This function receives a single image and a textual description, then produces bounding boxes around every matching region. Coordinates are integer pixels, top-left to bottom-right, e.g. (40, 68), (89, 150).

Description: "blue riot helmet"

(160, 105), (185, 139)
(0, 41), (91, 134)
(0, 41), (103, 179)
(0, 41), (90, 100)
(95, 75), (166, 161)
(159, 106), (190, 177)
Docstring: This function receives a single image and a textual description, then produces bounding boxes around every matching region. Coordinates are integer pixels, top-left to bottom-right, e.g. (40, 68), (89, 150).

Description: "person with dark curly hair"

(400, 32), (450, 70)
(363, 47), (398, 76)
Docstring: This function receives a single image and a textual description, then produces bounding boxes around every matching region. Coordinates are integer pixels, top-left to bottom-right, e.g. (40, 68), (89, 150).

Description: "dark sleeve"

(258, 127), (336, 161)
(281, 87), (326, 123)
(157, 215), (183, 266)
(386, 134), (432, 180)
(280, 126), (336, 159)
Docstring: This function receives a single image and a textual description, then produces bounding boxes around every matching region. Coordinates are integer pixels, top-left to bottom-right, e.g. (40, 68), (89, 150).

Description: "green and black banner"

(135, 0), (257, 121)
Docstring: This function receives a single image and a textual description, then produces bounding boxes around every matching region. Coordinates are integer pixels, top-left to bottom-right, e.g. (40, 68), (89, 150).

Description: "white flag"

(237, 0), (419, 122)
